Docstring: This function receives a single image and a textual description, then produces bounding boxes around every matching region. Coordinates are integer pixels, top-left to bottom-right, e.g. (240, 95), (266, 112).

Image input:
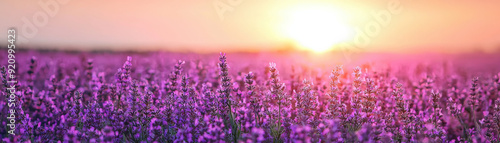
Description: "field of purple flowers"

(1, 51), (499, 142)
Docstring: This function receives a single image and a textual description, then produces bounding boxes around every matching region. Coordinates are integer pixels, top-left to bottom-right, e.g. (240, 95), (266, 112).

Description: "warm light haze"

(1, 0), (500, 53)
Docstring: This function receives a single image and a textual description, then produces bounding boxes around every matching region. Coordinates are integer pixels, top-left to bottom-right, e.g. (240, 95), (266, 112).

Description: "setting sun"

(283, 5), (353, 53)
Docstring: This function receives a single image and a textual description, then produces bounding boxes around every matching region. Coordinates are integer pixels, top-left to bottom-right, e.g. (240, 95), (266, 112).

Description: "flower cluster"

(0, 51), (499, 143)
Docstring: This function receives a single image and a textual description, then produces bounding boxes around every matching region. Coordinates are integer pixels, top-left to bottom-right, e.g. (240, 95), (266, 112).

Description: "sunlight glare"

(283, 5), (353, 53)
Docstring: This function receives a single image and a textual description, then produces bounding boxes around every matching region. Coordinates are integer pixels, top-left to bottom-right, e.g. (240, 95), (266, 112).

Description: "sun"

(282, 5), (353, 53)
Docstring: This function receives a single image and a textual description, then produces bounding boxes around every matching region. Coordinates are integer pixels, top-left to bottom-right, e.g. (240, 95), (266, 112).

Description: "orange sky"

(1, 0), (500, 53)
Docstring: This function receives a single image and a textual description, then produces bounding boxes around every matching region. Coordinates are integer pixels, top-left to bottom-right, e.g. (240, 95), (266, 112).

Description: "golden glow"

(282, 5), (353, 53)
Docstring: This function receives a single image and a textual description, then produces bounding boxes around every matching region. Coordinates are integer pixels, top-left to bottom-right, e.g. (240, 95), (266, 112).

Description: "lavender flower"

(217, 52), (241, 142)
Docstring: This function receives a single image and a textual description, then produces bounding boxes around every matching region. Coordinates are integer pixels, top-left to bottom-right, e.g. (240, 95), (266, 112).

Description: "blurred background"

(1, 0), (500, 54)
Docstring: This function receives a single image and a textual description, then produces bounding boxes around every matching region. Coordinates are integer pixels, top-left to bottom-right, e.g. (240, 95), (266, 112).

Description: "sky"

(1, 0), (500, 53)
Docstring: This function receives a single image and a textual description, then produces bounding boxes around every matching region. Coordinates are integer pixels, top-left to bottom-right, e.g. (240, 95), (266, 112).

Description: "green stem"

(471, 107), (481, 132)
(457, 116), (471, 142)
(276, 102), (282, 143)
(255, 112), (260, 127)
(228, 101), (240, 143)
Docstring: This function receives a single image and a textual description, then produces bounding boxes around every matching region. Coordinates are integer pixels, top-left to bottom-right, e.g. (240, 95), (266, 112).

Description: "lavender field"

(1, 51), (500, 143)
